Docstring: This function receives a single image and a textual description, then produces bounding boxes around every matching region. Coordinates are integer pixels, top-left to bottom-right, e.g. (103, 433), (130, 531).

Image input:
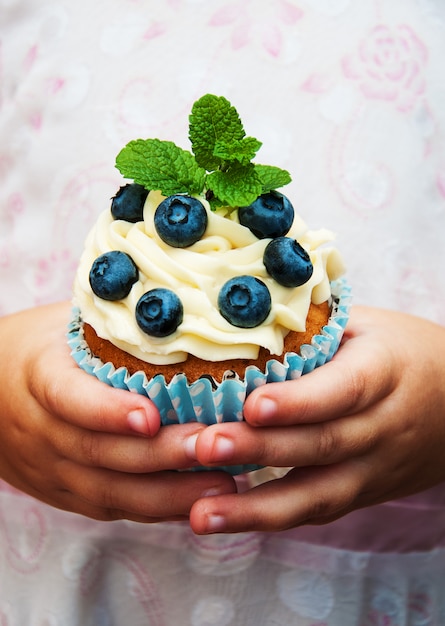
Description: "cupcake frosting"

(73, 190), (345, 365)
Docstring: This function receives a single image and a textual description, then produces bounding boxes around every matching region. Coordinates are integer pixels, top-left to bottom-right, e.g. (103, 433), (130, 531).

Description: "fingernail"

(212, 435), (235, 462)
(200, 486), (226, 498)
(127, 409), (151, 436)
(205, 514), (226, 534)
(184, 433), (198, 461)
(256, 397), (277, 423)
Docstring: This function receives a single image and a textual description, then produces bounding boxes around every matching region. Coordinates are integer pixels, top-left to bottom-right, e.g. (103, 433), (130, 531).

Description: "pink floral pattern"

(209, 0), (304, 55)
(342, 24), (428, 111)
(365, 612), (396, 626)
(1, 0), (445, 623)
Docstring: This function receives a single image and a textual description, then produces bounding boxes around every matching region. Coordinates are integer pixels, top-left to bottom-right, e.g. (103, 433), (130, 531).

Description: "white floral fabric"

(1, 0), (445, 624)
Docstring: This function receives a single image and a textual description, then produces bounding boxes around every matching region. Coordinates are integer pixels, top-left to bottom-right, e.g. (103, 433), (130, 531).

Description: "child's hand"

(0, 303), (235, 522)
(189, 307), (445, 534)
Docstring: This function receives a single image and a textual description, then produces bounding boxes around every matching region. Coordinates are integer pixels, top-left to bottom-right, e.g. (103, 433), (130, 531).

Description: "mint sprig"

(115, 94), (291, 208)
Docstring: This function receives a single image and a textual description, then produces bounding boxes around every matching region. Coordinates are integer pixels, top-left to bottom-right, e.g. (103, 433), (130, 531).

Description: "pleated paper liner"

(68, 278), (351, 475)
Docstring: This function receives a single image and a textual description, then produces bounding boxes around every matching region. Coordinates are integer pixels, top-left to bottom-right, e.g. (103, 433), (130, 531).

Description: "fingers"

(54, 462), (237, 522)
(243, 314), (396, 428)
(50, 421), (208, 473)
(15, 300), (161, 437)
(190, 462), (364, 534)
(194, 413), (379, 470)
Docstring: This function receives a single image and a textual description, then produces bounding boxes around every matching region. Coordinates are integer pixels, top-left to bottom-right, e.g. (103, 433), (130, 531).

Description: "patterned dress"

(1, 0), (445, 623)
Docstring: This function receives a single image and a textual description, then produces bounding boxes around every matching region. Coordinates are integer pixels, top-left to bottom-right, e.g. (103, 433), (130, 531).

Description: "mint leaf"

(189, 94), (246, 171)
(114, 94), (292, 212)
(214, 137), (262, 166)
(115, 139), (206, 196)
(255, 164), (292, 193)
(207, 164), (263, 207)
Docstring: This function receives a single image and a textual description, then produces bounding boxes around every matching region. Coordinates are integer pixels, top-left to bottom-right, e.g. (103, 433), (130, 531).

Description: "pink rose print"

(365, 610), (396, 626)
(209, 1), (303, 57)
(342, 24), (428, 112)
(408, 588), (433, 624)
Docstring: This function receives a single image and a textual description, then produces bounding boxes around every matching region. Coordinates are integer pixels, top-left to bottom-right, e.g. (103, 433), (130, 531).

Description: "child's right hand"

(0, 302), (236, 522)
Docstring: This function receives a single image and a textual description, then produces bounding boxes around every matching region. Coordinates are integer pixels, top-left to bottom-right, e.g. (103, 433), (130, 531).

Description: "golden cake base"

(83, 300), (330, 384)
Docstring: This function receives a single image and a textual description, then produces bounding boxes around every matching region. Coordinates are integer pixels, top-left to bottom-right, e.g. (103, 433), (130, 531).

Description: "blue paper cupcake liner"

(68, 278), (351, 475)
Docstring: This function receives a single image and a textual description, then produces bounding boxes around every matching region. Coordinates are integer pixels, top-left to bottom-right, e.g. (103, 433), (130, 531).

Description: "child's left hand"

(188, 306), (445, 534)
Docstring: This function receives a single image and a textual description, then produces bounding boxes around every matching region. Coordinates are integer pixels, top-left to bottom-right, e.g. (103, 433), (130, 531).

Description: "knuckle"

(79, 433), (102, 467)
(254, 435), (271, 464)
(90, 402), (113, 432)
(95, 481), (120, 513)
(305, 468), (363, 524)
(342, 365), (368, 413)
(88, 489), (129, 522)
(101, 508), (126, 522)
(289, 393), (313, 423)
(298, 486), (348, 527)
(54, 464), (130, 521)
(316, 423), (338, 461)
(304, 493), (333, 521)
(83, 501), (125, 522)
(32, 372), (65, 417)
(342, 357), (394, 415)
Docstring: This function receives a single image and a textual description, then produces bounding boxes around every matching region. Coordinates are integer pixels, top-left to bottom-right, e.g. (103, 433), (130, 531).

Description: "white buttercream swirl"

(73, 191), (345, 364)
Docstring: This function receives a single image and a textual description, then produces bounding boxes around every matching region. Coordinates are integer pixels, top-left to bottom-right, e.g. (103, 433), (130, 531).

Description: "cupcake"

(69, 94), (350, 473)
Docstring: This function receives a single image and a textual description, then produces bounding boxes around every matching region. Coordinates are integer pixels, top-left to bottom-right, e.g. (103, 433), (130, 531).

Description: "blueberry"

(154, 195), (207, 248)
(218, 275), (271, 328)
(238, 191), (294, 239)
(136, 288), (183, 337)
(89, 251), (139, 300)
(111, 184), (149, 223)
(263, 237), (313, 288)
